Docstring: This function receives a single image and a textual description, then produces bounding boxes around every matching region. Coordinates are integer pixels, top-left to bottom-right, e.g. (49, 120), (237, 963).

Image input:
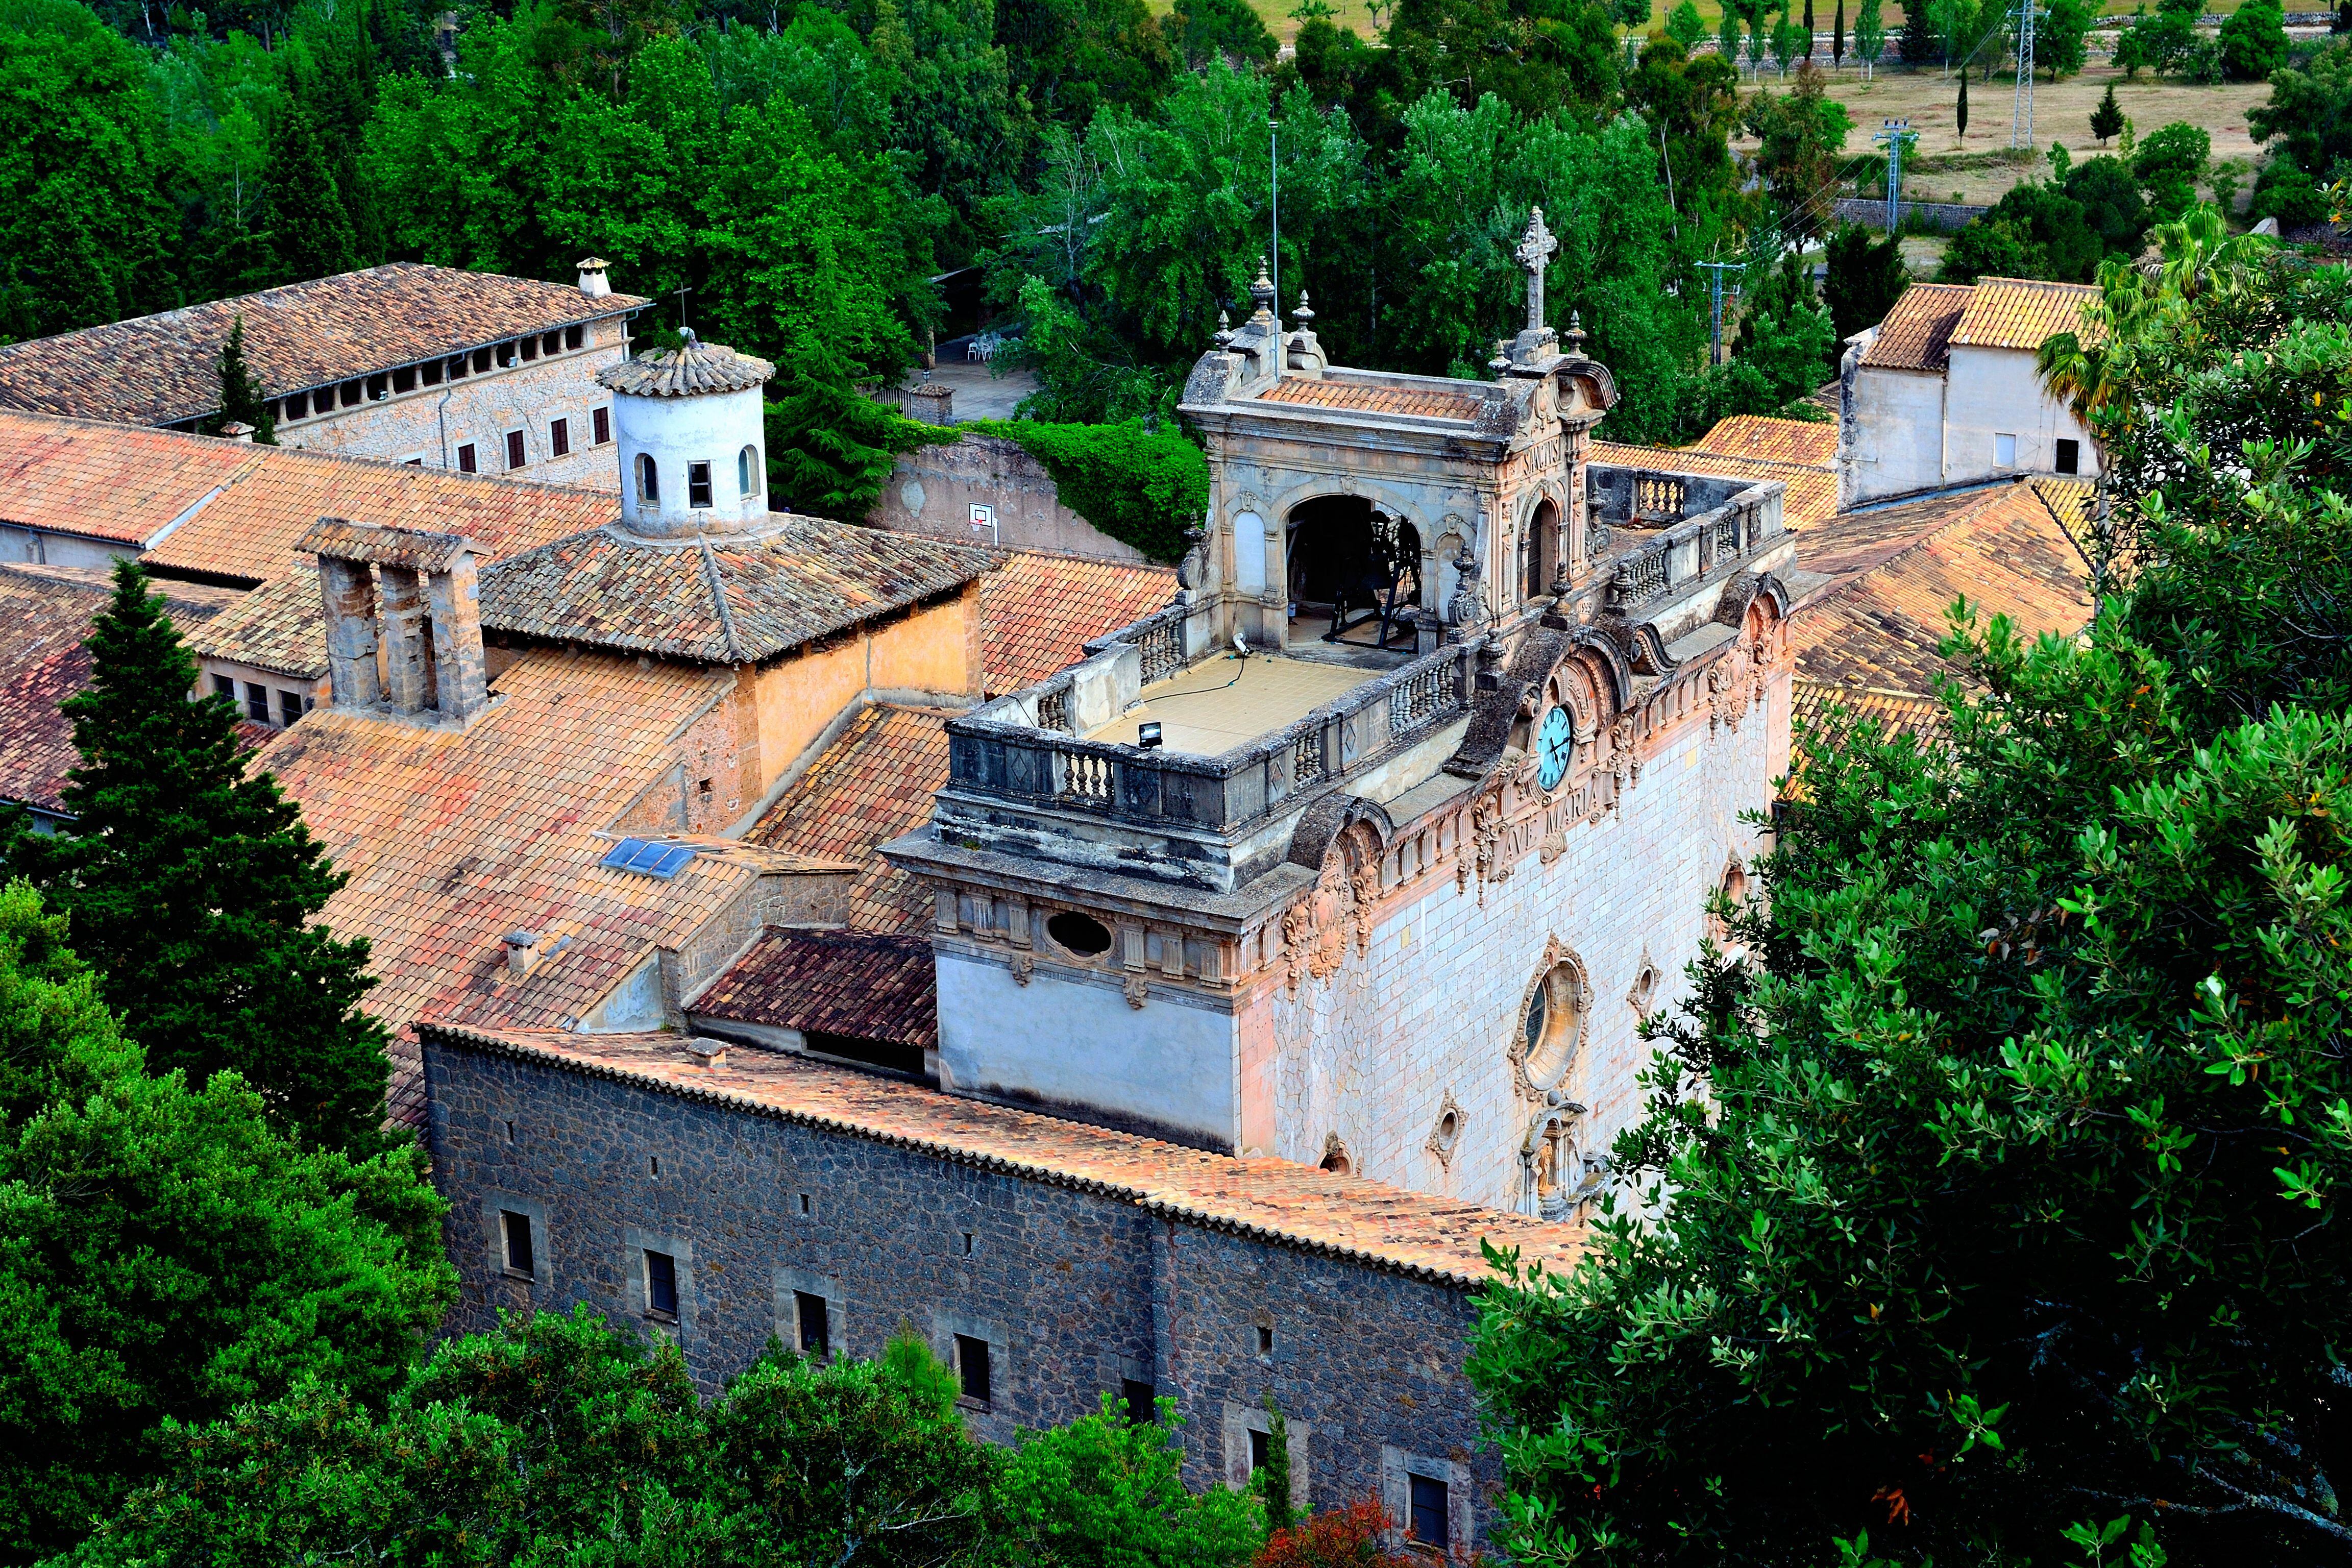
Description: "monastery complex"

(0, 241), (2102, 1553)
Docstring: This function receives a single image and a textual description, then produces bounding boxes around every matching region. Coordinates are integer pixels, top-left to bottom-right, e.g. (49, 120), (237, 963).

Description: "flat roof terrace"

(1080, 651), (1379, 755)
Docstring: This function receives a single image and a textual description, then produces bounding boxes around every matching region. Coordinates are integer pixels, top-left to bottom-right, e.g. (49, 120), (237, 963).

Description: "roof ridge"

(695, 534), (749, 662)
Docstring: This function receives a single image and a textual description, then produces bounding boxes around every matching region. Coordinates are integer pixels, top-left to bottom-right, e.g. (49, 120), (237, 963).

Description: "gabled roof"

(1683, 413), (1839, 469)
(1791, 479), (2094, 698)
(978, 550), (1177, 693)
(0, 409), (621, 584)
(185, 565), (327, 680)
(1949, 277), (2102, 352)
(477, 519), (994, 664)
(424, 1021), (1589, 1288)
(1858, 283), (1974, 372)
(0, 263), (649, 427)
(0, 564), (244, 815)
(749, 701), (952, 933)
(690, 928), (937, 1048)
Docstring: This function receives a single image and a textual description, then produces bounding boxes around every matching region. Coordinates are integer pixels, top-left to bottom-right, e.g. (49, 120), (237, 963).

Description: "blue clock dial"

(1535, 704), (1574, 792)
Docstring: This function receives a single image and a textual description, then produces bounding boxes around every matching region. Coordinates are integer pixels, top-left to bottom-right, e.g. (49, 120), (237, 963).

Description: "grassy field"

(1184, 0), (2280, 45)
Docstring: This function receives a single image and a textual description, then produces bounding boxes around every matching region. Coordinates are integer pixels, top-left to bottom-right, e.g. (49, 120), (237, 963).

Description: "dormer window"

(637, 453), (659, 505)
(738, 446), (760, 498)
(688, 461), (714, 509)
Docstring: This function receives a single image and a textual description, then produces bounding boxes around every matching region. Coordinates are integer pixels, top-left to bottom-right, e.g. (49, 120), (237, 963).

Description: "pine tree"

(2090, 80), (2125, 145)
(260, 92), (357, 286)
(2, 562), (392, 1154)
(210, 316), (278, 444)
(1956, 62), (1970, 140)
(1803, 0), (1815, 57)
(1833, 0), (1845, 65)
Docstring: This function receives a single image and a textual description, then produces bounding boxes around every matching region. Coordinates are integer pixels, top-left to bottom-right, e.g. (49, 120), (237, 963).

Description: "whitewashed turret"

(596, 329), (776, 539)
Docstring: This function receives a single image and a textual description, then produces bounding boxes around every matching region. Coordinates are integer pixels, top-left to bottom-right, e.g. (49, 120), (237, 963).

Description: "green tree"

(764, 367), (944, 521)
(1955, 60), (1968, 139)
(1469, 222), (2352, 1568)
(1169, 0), (1277, 68)
(1832, 0), (1844, 66)
(2063, 153), (2152, 257)
(1257, 1392), (1295, 1538)
(2041, 0), (2092, 77)
(2131, 120), (2209, 221)
(208, 313), (276, 442)
(1665, 0), (1706, 47)
(1729, 244), (1839, 399)
(1744, 59), (1853, 235)
(3, 563), (393, 1154)
(1853, 0), (1882, 79)
(1938, 178), (2102, 281)
(0, 878), (454, 1565)
(260, 87), (357, 284)
(2090, 79), (2124, 144)
(1823, 218), (1907, 342)
(1718, 3), (1743, 72)
(990, 1392), (1264, 1567)
(998, 0), (1174, 125)
(2218, 0), (2289, 80)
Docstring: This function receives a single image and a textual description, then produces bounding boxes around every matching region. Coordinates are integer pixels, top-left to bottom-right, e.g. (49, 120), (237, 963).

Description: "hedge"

(963, 420), (1208, 565)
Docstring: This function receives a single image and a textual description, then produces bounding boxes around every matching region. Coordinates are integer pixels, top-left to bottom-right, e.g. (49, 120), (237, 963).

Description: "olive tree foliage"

(1466, 217), (2352, 1567)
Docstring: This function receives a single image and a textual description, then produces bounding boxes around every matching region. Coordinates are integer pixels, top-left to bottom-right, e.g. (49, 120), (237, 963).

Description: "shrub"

(964, 419), (1209, 563)
(2219, 0), (2290, 79)
(1254, 1498), (1417, 1568)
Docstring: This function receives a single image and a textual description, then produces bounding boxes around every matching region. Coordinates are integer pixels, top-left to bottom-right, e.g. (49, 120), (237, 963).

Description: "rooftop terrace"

(1079, 652), (1380, 754)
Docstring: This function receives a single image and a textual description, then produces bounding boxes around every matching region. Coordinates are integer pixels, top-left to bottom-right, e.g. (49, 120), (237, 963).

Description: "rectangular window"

(550, 417), (570, 457)
(393, 365), (416, 394)
(543, 331), (563, 356)
(278, 689), (303, 726)
(795, 1291), (829, 1358)
(505, 430), (527, 469)
(1249, 1428), (1269, 1473)
(366, 374), (388, 401)
(448, 354), (469, 380)
(593, 407), (611, 446)
(1408, 1475), (1449, 1549)
(500, 1210), (534, 1277)
(953, 1334), (991, 1405)
(422, 358), (444, 386)
(497, 341), (517, 368)
(244, 682), (270, 724)
(1994, 432), (2018, 469)
(565, 324), (584, 351)
(687, 461), (714, 508)
(457, 443), (478, 474)
(340, 380), (362, 408)
(1121, 1379), (1156, 1426)
(2055, 437), (2080, 475)
(519, 334), (538, 361)
(644, 1250), (679, 1318)
(473, 348), (493, 375)
(212, 672), (236, 699)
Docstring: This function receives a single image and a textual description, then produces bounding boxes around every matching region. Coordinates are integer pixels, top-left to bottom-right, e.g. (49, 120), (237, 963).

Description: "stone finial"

(1214, 307), (1234, 348)
(1249, 257), (1277, 323)
(1514, 207), (1560, 333)
(1488, 339), (1512, 377)
(1563, 311), (1588, 357)
(1292, 290), (1315, 326)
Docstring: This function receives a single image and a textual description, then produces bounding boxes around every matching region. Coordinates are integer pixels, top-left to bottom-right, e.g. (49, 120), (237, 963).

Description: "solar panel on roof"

(599, 837), (698, 879)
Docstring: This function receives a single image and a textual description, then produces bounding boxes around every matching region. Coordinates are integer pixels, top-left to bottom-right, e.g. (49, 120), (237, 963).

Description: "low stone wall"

(425, 1032), (1500, 1555)
(870, 433), (1146, 564)
(1832, 198), (1989, 234)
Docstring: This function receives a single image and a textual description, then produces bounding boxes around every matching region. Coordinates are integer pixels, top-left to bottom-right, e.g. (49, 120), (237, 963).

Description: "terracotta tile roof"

(749, 702), (951, 934)
(1858, 283), (1975, 371)
(0, 409), (621, 585)
(0, 264), (649, 427)
(0, 563), (243, 814)
(1949, 277), (2102, 353)
(691, 928), (937, 1048)
(1683, 414), (1840, 469)
(1588, 439), (1841, 528)
(979, 550), (1177, 693)
(253, 649), (742, 1124)
(423, 1021), (1589, 1288)
(1790, 678), (1951, 777)
(2030, 477), (2104, 560)
(0, 409), (266, 547)
(1255, 376), (1490, 423)
(1791, 480), (2093, 698)
(477, 520), (993, 663)
(186, 565), (327, 679)
(598, 335), (772, 397)
(297, 518), (472, 570)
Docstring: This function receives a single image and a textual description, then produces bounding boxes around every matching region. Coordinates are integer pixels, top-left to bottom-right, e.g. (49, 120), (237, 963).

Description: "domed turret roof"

(597, 329), (774, 398)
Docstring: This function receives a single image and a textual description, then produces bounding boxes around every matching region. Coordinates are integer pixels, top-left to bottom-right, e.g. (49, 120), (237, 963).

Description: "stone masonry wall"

(870, 433), (1146, 563)
(275, 317), (631, 492)
(1255, 666), (1788, 1213)
(425, 1037), (1501, 1556)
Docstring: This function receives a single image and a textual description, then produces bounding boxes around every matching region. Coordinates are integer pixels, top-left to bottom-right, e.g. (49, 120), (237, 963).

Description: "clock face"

(1535, 704), (1574, 792)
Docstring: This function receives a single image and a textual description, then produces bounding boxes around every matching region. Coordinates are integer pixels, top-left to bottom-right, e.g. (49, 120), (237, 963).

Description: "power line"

(2011, 0), (2036, 149)
(1696, 259), (1747, 365)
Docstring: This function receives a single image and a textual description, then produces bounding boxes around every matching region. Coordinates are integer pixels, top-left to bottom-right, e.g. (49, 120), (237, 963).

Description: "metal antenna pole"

(1270, 120), (1281, 313)
(2011, 0), (2035, 149)
(1696, 259), (1746, 365)
(1874, 119), (1910, 233)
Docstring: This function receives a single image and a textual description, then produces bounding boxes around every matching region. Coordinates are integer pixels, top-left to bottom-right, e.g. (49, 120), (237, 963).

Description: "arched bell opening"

(1285, 496), (1422, 653)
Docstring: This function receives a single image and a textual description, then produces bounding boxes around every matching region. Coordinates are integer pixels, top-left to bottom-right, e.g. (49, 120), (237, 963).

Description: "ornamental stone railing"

(1606, 482), (1785, 614)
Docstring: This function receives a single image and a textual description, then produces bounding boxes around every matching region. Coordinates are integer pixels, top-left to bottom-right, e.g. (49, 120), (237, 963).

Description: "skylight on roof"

(599, 837), (698, 879)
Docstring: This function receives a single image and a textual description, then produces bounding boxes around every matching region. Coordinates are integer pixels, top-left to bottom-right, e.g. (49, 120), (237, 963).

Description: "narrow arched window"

(738, 444), (761, 498)
(636, 453), (658, 505)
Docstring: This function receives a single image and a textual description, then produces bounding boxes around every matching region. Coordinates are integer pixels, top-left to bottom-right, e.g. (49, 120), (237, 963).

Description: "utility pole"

(1270, 119), (1281, 315)
(2011, 0), (2036, 149)
(1873, 119), (1910, 233)
(1696, 259), (1746, 366)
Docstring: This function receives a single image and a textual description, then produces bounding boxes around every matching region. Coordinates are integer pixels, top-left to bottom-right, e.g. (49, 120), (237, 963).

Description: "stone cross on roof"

(1514, 208), (1558, 334)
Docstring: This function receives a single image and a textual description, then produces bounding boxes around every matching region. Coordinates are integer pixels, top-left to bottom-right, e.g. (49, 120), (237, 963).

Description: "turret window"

(739, 445), (761, 498)
(636, 453), (659, 504)
(688, 461), (714, 509)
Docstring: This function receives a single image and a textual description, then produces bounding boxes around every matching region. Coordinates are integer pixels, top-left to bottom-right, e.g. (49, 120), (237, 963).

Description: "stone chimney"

(219, 421), (256, 443)
(503, 930), (541, 977)
(297, 518), (490, 724)
(577, 257), (612, 299)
